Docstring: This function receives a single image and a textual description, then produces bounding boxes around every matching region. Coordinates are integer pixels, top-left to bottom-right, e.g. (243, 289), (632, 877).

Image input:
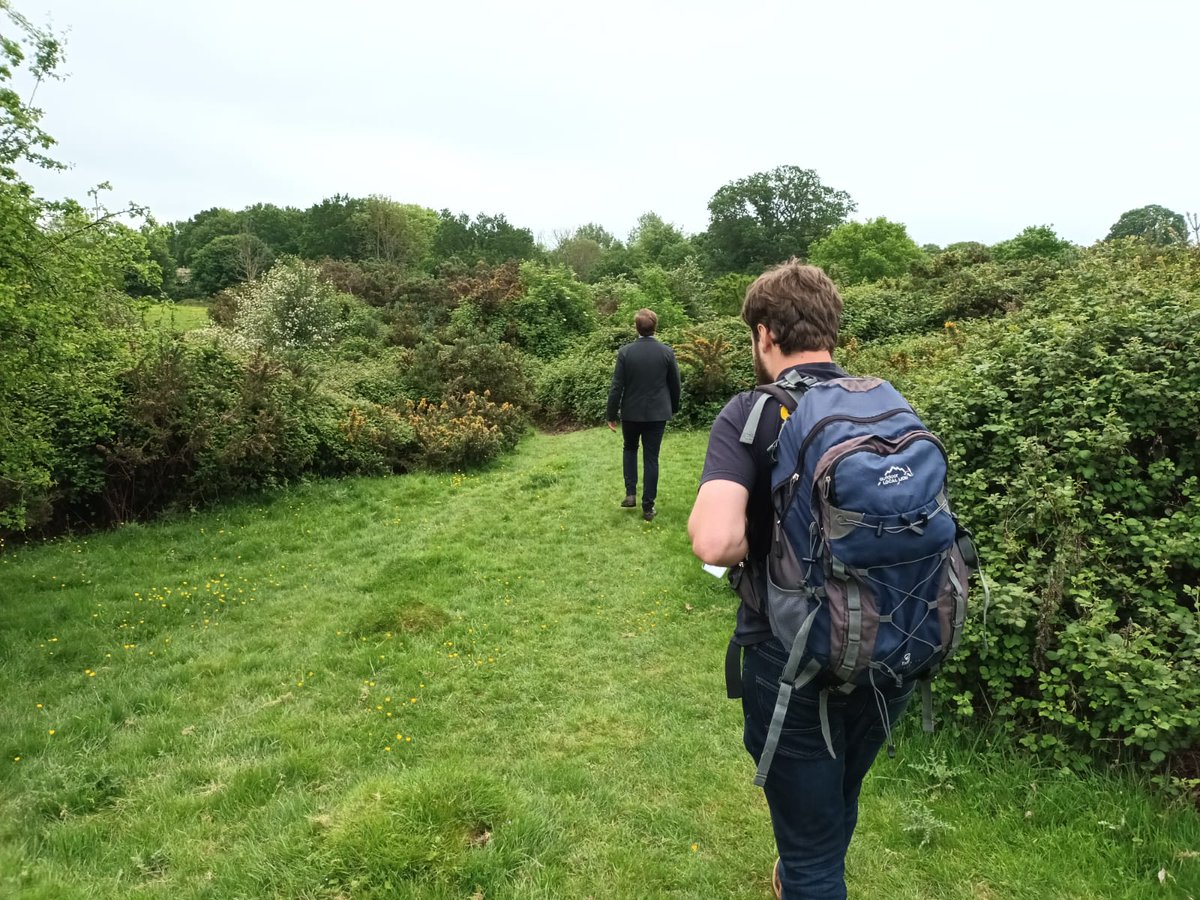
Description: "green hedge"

(855, 243), (1200, 769)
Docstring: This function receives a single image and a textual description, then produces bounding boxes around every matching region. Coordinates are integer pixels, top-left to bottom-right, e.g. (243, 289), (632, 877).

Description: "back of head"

(742, 260), (842, 353)
(634, 308), (658, 337)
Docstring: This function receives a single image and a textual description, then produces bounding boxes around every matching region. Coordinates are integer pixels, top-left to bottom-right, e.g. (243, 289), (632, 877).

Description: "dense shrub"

(321, 400), (417, 475)
(405, 392), (525, 470)
(668, 317), (755, 428)
(511, 262), (595, 358)
(0, 186), (142, 532)
(838, 254), (1071, 345)
(99, 338), (326, 520)
(406, 332), (532, 409)
(314, 345), (416, 409)
(533, 326), (634, 425)
(706, 272), (755, 317)
(862, 244), (1200, 769)
(839, 281), (945, 344)
(230, 257), (357, 351)
(611, 266), (689, 331)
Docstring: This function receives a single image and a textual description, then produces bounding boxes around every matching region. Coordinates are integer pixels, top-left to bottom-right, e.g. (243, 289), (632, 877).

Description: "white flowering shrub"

(232, 258), (351, 351)
(186, 325), (257, 354)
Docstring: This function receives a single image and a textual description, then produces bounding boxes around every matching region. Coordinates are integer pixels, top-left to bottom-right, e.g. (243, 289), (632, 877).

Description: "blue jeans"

(741, 638), (913, 900)
(621, 420), (665, 511)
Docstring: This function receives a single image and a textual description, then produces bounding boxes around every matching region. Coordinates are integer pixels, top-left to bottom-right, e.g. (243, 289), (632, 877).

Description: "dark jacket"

(606, 335), (682, 422)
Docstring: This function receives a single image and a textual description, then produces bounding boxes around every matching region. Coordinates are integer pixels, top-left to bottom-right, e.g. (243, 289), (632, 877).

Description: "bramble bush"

(864, 243), (1200, 770)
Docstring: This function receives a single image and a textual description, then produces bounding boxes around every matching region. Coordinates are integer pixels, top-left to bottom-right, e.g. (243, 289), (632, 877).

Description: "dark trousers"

(621, 419), (665, 511)
(741, 638), (913, 900)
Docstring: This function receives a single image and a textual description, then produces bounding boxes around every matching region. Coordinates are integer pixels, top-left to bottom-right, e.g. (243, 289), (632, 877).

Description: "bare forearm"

(688, 480), (751, 566)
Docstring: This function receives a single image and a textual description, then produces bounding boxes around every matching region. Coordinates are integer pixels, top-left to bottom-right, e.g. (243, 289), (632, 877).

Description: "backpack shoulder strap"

(738, 376), (817, 445)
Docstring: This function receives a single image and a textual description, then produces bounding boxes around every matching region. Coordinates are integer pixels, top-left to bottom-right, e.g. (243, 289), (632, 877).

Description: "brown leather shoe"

(620, 495), (636, 508)
(772, 857), (782, 898)
(642, 506), (656, 522)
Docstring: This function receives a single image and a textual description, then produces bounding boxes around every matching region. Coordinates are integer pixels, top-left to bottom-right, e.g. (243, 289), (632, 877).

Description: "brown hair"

(741, 260), (842, 353)
(634, 308), (657, 336)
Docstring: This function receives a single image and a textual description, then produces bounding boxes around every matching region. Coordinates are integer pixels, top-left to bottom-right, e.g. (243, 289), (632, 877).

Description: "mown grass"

(1, 428), (1197, 899)
(141, 302), (210, 333)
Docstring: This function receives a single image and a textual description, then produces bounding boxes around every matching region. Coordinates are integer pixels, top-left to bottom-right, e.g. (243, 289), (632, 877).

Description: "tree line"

(153, 181), (1197, 300)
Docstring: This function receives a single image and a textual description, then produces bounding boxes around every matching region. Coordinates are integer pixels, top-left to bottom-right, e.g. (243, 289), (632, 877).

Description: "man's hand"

(607, 421), (618, 432)
(688, 479), (750, 566)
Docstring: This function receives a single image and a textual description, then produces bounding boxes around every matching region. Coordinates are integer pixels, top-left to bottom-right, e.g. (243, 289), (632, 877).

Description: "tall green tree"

(434, 210), (538, 265)
(1105, 204), (1188, 246)
(189, 233), (273, 296)
(170, 207), (240, 265)
(550, 224), (622, 282)
(627, 212), (696, 269)
(551, 231), (605, 281)
(354, 196), (439, 268)
(808, 217), (926, 285)
(300, 194), (364, 259)
(242, 202), (304, 255)
(991, 225), (1076, 263)
(703, 166), (856, 273)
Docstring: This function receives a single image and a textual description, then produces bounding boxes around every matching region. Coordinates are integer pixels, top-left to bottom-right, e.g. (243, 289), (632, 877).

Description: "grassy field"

(1, 427), (1197, 899)
(141, 302), (210, 333)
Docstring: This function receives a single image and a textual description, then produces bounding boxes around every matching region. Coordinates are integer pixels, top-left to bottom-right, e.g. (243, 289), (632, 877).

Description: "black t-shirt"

(698, 362), (848, 644)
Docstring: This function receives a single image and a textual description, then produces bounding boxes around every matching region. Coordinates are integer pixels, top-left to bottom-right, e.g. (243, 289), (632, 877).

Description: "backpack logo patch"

(878, 465), (914, 487)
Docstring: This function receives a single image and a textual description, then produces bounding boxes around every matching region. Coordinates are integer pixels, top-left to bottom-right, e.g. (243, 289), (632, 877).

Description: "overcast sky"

(15, 0), (1199, 248)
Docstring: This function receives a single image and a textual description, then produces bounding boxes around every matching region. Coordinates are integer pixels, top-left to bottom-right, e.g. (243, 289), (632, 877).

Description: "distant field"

(1, 428), (1198, 899)
(142, 302), (210, 333)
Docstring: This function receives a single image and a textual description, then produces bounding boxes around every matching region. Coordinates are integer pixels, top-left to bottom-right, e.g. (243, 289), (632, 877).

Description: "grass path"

(1, 428), (1198, 898)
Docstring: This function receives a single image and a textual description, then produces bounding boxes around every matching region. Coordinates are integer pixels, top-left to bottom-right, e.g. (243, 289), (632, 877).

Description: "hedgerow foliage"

(852, 243), (1200, 769)
(533, 326), (631, 425)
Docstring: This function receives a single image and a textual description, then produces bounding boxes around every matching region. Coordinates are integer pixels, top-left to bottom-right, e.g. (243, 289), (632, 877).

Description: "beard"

(752, 339), (772, 385)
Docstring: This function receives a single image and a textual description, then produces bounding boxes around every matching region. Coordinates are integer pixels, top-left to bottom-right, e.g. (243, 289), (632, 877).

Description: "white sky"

(15, 0), (1200, 247)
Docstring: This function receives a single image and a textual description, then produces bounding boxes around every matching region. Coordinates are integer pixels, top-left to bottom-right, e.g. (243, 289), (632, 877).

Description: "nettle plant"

(902, 243), (1200, 769)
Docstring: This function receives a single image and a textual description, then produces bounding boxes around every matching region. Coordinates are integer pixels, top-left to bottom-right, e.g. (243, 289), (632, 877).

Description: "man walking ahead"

(688, 263), (912, 899)
(606, 308), (681, 522)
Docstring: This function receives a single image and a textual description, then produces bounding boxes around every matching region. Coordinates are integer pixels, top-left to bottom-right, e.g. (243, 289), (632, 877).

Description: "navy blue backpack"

(739, 369), (981, 786)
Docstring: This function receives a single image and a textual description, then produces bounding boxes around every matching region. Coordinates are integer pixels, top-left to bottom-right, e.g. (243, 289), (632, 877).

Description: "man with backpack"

(688, 261), (973, 899)
(606, 308), (682, 522)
